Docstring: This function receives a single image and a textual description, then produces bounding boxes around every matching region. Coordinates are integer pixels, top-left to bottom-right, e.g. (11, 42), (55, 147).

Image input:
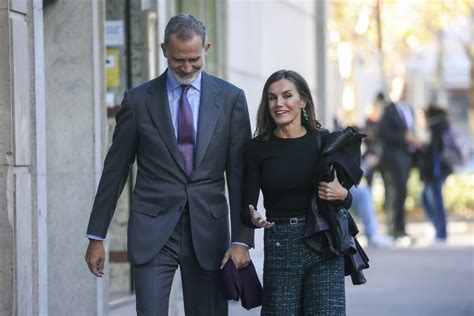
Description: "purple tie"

(178, 85), (195, 176)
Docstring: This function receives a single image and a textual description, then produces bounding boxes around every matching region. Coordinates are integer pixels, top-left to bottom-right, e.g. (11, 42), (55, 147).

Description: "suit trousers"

(132, 206), (227, 316)
(381, 151), (412, 237)
(262, 216), (345, 316)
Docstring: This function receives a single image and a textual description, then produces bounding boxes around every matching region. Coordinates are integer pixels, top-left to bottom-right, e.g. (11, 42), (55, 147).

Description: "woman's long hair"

(254, 70), (321, 140)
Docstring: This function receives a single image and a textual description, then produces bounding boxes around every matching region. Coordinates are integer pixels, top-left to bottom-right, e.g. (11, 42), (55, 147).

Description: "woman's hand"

(249, 204), (274, 228)
(318, 169), (348, 201)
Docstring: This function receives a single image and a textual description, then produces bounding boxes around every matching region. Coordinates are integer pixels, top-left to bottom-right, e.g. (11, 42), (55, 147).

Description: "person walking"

(363, 92), (386, 187)
(241, 70), (352, 315)
(419, 104), (454, 243)
(377, 78), (420, 245)
(85, 13), (254, 315)
(350, 152), (393, 247)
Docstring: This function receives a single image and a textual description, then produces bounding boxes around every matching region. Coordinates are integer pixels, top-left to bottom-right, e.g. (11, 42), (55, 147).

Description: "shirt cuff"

(87, 234), (105, 241)
(342, 189), (353, 209)
(231, 241), (250, 248)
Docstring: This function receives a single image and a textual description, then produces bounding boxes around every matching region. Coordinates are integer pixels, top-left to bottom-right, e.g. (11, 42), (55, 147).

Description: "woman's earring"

(302, 107), (309, 121)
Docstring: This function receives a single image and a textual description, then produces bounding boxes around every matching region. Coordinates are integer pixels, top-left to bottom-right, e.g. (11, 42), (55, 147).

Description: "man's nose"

(181, 62), (193, 74)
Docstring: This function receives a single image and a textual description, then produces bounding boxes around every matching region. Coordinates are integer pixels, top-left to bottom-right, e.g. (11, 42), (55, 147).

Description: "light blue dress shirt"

(396, 101), (414, 130)
(166, 70), (201, 142)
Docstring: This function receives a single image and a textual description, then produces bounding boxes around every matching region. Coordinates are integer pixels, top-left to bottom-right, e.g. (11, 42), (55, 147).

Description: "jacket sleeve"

(86, 91), (138, 238)
(241, 142), (260, 230)
(225, 89), (255, 246)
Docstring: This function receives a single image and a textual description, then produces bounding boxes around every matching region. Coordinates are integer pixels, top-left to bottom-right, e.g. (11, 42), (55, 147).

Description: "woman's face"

(267, 79), (305, 128)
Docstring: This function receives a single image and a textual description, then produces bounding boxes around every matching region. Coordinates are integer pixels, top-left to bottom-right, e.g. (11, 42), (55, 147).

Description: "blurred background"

(0, 0), (472, 315)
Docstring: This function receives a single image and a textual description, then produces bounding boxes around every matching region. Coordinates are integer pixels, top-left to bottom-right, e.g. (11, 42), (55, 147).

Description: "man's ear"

(204, 42), (211, 55)
(161, 43), (167, 58)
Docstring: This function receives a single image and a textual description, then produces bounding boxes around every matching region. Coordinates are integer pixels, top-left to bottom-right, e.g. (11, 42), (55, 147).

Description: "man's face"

(161, 33), (210, 84)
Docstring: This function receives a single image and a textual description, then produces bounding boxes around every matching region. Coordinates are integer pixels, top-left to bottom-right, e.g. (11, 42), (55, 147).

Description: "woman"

(419, 104), (453, 243)
(242, 70), (351, 315)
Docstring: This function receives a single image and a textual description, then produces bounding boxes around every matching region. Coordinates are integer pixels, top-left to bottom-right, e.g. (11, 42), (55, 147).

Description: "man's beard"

(169, 61), (205, 85)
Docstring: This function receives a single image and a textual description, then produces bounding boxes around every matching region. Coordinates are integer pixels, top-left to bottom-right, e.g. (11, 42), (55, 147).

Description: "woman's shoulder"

(246, 136), (271, 149)
(310, 128), (330, 142)
(245, 135), (280, 154)
(316, 128), (330, 136)
(245, 137), (262, 152)
(244, 137), (271, 163)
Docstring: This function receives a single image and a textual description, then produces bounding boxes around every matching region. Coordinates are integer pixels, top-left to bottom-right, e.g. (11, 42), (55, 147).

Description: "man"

(85, 14), (254, 315)
(377, 78), (420, 245)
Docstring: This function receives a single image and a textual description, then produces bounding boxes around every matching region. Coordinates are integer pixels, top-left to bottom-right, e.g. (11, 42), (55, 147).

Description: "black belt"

(267, 215), (307, 225)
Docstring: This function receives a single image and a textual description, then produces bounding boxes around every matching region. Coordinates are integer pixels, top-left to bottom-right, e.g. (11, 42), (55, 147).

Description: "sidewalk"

(110, 220), (474, 316)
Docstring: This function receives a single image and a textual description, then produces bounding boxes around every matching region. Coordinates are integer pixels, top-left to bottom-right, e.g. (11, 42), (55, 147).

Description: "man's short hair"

(164, 13), (207, 46)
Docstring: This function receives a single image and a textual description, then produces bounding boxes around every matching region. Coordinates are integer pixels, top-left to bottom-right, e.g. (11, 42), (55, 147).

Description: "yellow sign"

(106, 49), (120, 88)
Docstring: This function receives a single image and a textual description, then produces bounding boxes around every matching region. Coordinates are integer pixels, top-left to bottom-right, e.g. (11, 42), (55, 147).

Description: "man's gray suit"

(87, 70), (253, 276)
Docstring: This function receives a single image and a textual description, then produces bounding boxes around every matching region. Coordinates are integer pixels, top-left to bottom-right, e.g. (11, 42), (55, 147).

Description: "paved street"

(346, 246), (473, 316)
(110, 221), (474, 316)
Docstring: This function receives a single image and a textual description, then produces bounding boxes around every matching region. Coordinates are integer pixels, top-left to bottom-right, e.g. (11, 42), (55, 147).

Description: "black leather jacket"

(304, 127), (369, 285)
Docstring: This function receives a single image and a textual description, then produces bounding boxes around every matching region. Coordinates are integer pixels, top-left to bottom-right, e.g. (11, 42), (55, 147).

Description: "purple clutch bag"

(221, 259), (262, 310)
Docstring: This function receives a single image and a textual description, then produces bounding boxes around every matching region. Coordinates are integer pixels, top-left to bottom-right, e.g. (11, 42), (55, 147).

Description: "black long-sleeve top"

(241, 131), (352, 228)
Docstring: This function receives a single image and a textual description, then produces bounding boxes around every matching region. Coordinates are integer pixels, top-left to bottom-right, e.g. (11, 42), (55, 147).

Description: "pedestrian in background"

(376, 78), (420, 246)
(334, 108), (392, 248)
(241, 70), (351, 315)
(85, 13), (254, 315)
(348, 92), (393, 247)
(363, 91), (386, 187)
(419, 104), (453, 244)
(350, 151), (393, 248)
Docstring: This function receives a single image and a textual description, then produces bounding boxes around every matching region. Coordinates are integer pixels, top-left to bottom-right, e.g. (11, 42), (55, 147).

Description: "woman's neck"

(274, 125), (307, 139)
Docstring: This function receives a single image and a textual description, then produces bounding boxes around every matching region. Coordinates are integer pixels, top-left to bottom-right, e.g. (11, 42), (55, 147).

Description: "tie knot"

(181, 85), (191, 95)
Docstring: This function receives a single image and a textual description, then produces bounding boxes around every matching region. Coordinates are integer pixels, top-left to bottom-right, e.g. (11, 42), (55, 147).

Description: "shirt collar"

(396, 101), (409, 110)
(166, 69), (202, 93)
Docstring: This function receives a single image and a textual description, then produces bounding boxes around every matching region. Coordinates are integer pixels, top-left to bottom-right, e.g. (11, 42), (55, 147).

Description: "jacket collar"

(145, 71), (223, 177)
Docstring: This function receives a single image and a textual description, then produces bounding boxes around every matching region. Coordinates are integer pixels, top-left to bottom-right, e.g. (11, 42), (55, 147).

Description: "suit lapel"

(145, 72), (186, 174)
(194, 72), (222, 171)
(390, 103), (407, 130)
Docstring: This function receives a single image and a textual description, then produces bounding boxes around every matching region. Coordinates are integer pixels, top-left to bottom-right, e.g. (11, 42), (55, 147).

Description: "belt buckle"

(289, 218), (298, 225)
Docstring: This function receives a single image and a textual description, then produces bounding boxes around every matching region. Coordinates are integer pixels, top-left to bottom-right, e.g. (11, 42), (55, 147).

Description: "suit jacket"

(377, 102), (413, 156)
(87, 71), (254, 270)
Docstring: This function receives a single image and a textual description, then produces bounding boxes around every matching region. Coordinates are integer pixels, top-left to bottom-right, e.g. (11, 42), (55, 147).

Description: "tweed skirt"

(262, 216), (345, 316)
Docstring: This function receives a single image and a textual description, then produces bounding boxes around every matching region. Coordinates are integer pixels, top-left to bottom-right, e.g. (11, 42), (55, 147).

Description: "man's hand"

(220, 244), (250, 270)
(85, 240), (105, 277)
(365, 153), (380, 168)
(405, 131), (421, 149)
